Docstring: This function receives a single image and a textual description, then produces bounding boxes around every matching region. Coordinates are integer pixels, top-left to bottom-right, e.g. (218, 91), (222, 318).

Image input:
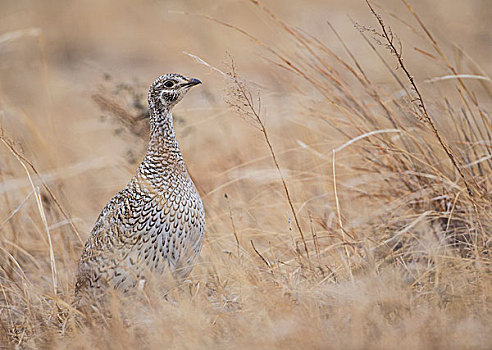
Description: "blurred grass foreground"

(0, 0), (491, 349)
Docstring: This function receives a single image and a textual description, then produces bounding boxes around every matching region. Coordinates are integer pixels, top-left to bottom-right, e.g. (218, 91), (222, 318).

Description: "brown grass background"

(0, 0), (491, 349)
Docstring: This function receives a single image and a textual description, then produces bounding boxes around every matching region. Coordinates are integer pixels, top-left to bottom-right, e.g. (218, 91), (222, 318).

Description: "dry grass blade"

(0, 136), (83, 244)
(1, 138), (58, 293)
(227, 62), (311, 262)
(365, 0), (475, 198)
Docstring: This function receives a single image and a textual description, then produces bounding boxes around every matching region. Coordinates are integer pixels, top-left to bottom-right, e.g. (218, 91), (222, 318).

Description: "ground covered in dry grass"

(0, 0), (491, 349)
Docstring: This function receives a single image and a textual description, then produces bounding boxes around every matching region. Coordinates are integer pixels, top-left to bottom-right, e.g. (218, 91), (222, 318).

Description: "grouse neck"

(147, 104), (183, 163)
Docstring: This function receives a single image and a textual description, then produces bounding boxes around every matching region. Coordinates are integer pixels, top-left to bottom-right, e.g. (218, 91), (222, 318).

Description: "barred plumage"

(75, 74), (205, 299)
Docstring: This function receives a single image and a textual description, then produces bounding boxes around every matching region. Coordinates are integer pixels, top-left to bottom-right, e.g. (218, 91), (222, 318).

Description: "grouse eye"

(163, 80), (175, 88)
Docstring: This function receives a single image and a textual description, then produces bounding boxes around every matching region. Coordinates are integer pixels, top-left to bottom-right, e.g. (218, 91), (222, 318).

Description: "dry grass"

(0, 0), (491, 349)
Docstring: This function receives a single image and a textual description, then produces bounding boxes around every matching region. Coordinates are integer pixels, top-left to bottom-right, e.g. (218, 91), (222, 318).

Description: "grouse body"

(76, 74), (205, 299)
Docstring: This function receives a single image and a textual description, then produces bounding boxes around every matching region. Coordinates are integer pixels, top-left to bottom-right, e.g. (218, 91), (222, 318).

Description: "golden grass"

(0, 0), (490, 348)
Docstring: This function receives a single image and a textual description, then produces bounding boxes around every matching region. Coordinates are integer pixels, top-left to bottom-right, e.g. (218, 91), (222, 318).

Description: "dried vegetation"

(0, 0), (490, 348)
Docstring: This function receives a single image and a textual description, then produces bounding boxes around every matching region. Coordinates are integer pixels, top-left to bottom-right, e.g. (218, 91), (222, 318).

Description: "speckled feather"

(76, 74), (205, 298)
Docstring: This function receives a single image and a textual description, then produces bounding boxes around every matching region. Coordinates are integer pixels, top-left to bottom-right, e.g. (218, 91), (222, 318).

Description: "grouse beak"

(185, 78), (202, 87)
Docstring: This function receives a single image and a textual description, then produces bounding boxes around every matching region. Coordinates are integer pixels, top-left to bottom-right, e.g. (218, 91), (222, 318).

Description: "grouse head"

(149, 73), (201, 110)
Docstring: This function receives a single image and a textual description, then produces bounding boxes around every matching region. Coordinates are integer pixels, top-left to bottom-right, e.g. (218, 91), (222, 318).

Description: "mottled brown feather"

(75, 74), (205, 299)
